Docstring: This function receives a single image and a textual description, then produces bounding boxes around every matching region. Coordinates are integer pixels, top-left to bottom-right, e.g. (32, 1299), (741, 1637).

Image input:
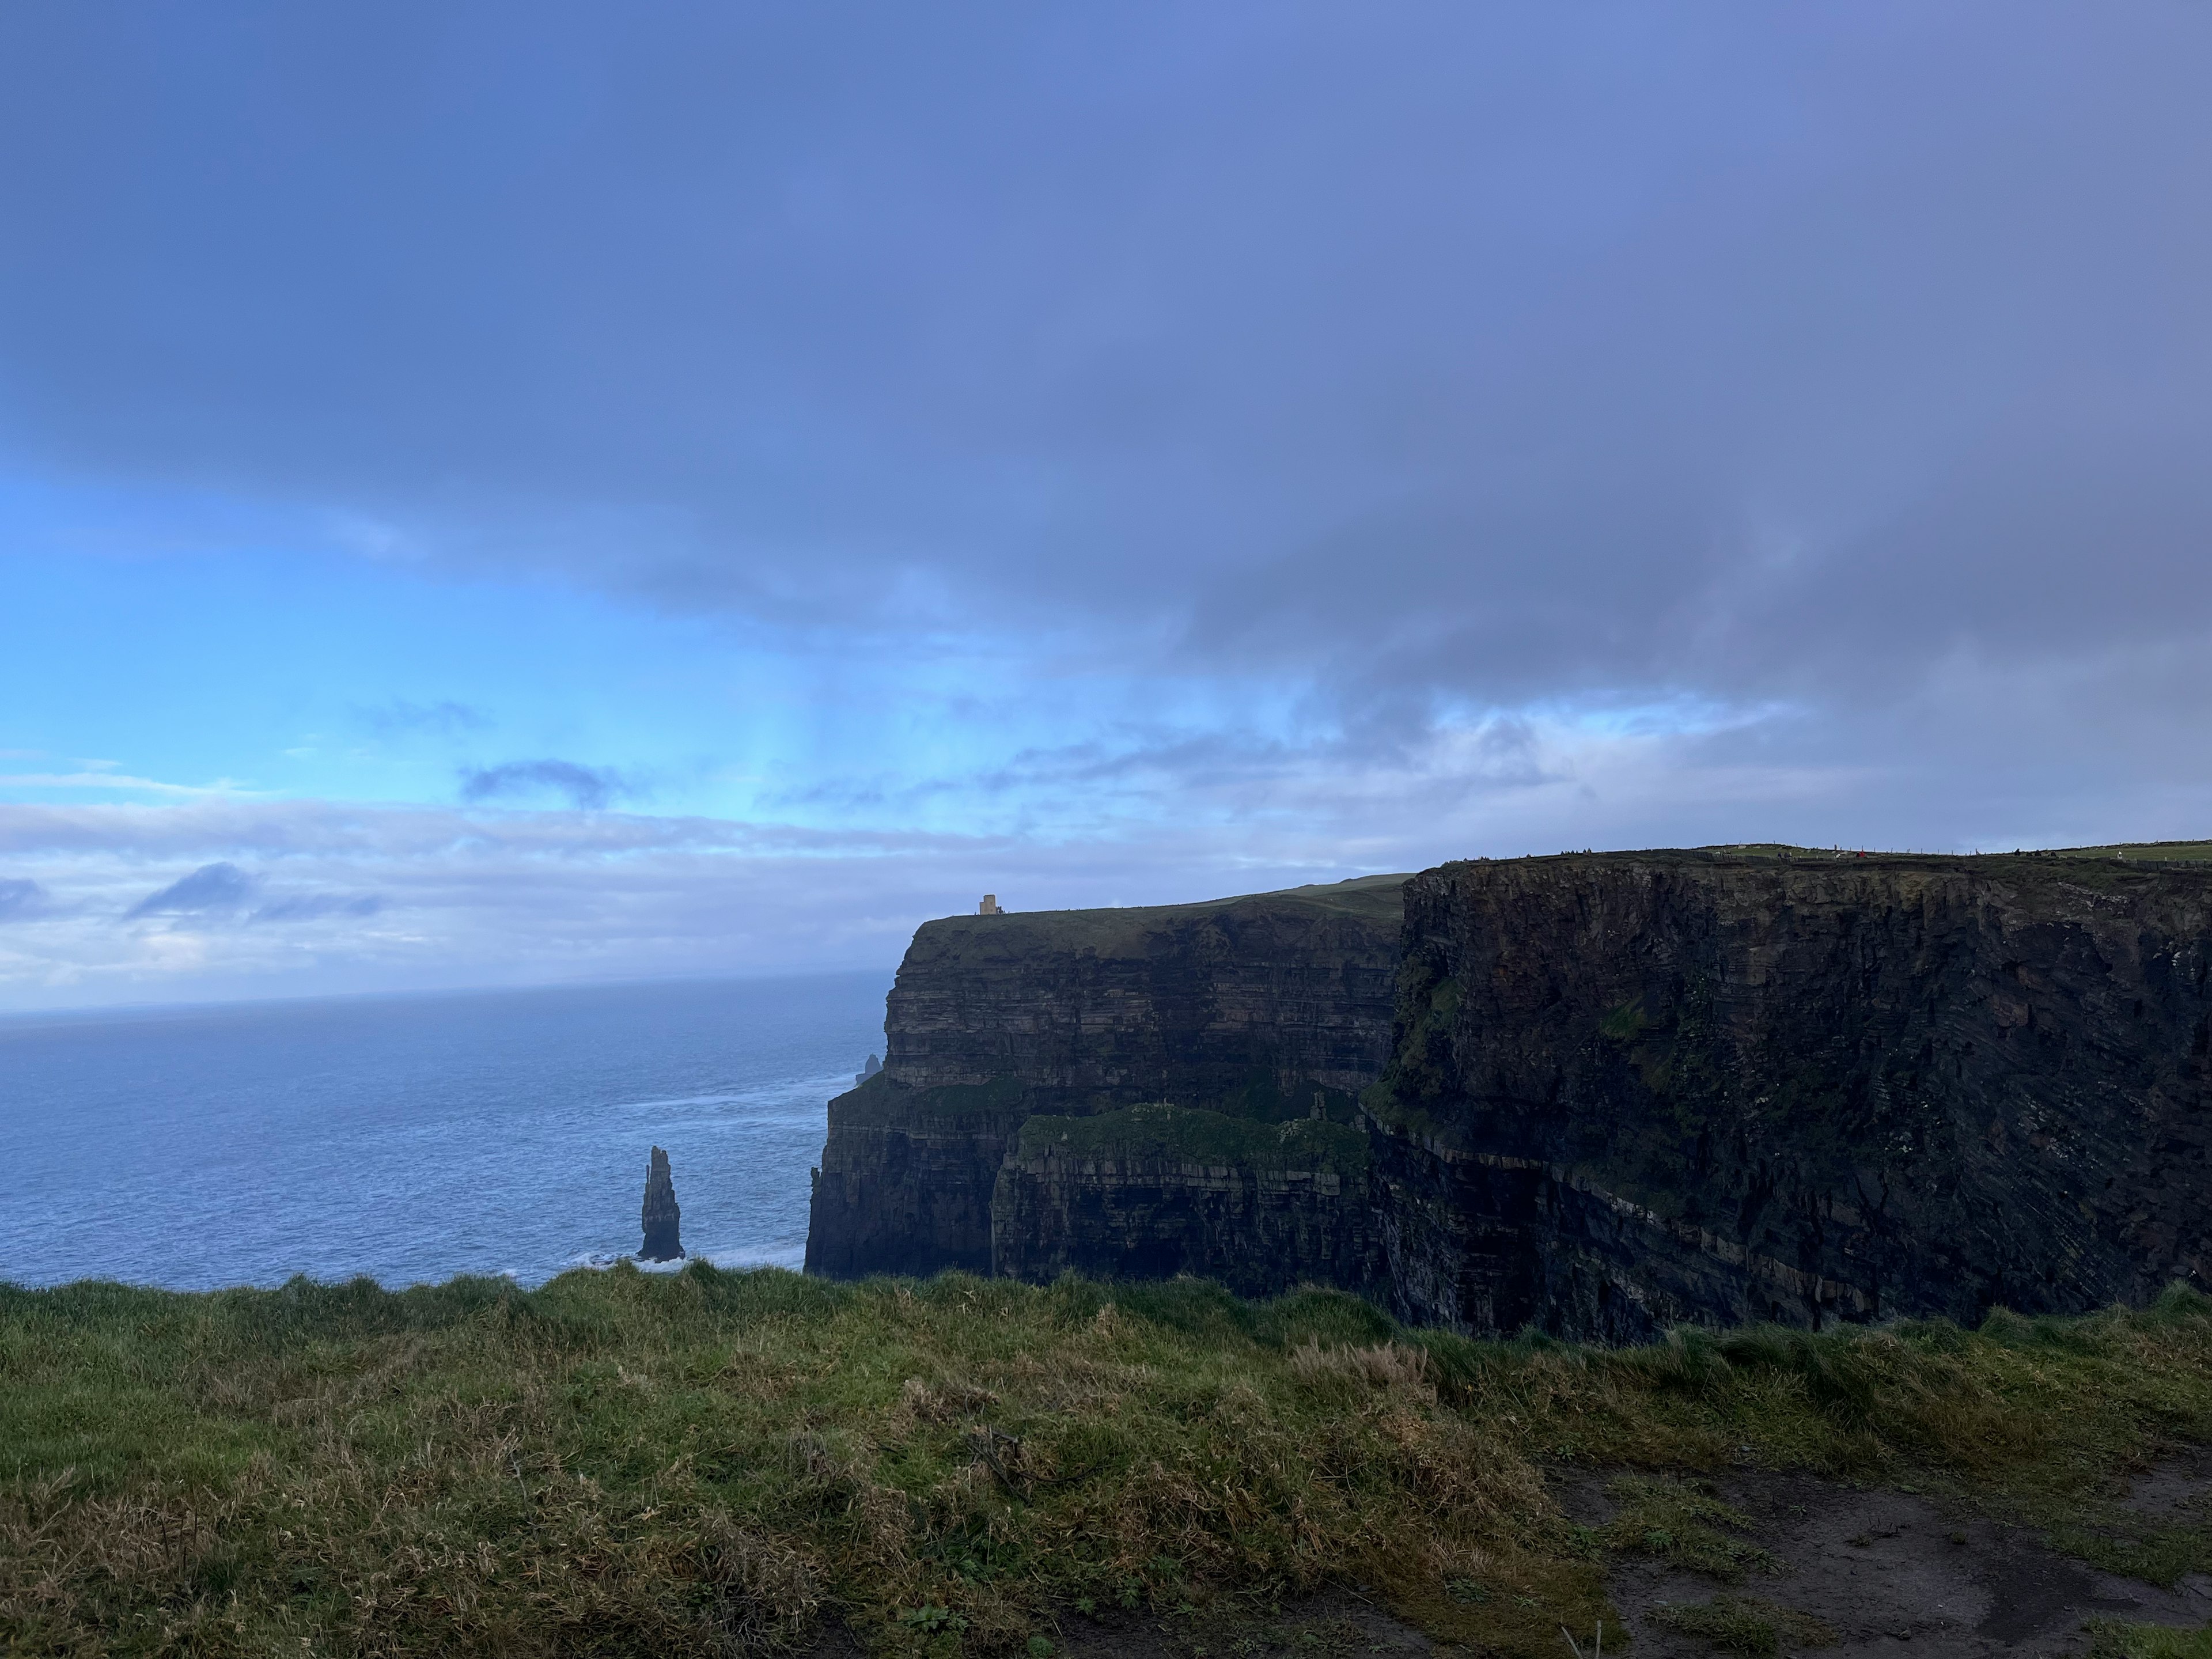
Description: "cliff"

(1368, 847), (2212, 1339)
(804, 845), (2212, 1341)
(990, 1104), (1386, 1296)
(804, 874), (1407, 1282)
(640, 1145), (683, 1262)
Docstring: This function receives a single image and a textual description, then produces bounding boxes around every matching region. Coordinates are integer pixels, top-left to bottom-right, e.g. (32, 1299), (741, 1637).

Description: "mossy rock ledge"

(991, 1104), (1383, 1298)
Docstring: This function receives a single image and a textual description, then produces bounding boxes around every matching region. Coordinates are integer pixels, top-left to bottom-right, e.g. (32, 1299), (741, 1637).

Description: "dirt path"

(817, 1463), (2209, 1659)
(1562, 1465), (2212, 1659)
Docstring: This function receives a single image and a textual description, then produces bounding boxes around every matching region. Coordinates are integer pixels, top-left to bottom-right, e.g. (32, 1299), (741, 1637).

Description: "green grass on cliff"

(5, 1271), (2212, 1659)
(907, 873), (1407, 959)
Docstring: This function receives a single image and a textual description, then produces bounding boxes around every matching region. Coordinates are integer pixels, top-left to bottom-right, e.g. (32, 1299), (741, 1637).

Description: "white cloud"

(0, 770), (260, 797)
(0, 710), (1841, 1009)
(5, 672), (2206, 1012)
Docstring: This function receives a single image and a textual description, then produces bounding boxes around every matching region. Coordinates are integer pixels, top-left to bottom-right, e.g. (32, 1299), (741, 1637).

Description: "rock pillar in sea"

(640, 1145), (683, 1261)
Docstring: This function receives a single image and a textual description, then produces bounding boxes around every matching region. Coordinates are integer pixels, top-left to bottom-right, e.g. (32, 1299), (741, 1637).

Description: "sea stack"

(639, 1145), (683, 1262)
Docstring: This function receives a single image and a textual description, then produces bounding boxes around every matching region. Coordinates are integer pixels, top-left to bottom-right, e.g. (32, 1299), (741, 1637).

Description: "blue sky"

(3, 2), (2209, 1007)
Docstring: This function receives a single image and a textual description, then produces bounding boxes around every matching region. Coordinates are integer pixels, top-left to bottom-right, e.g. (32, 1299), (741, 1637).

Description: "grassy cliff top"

(1416, 843), (2212, 899)
(6, 1268), (2212, 1658)
(1452, 841), (2212, 868)
(906, 847), (2212, 967)
(1014, 1103), (1370, 1175)
(905, 873), (1408, 957)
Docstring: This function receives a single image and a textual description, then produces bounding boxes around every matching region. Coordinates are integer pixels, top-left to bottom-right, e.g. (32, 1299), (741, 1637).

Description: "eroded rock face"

(804, 849), (2212, 1340)
(803, 876), (1407, 1278)
(641, 1145), (683, 1262)
(990, 1105), (1387, 1298)
(1368, 851), (2212, 1338)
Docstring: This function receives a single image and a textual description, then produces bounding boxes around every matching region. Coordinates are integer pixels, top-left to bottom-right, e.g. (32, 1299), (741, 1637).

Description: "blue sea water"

(0, 971), (891, 1291)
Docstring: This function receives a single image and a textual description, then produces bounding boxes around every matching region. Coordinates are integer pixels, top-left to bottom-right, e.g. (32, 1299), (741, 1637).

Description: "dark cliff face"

(882, 879), (1406, 1106)
(804, 876), (1406, 1279)
(805, 846), (2212, 1340)
(1367, 850), (2212, 1339)
(990, 1105), (1386, 1298)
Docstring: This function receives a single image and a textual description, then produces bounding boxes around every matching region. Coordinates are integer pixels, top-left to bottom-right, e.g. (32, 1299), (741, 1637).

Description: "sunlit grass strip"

(2, 1271), (2210, 1657)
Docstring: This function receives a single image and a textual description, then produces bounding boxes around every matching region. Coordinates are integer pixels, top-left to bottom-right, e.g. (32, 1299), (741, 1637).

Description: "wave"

(561, 1241), (805, 1276)
(605, 1070), (857, 1116)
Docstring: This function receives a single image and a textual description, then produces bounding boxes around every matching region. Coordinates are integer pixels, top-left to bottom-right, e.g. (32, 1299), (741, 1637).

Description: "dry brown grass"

(2, 1272), (2210, 1657)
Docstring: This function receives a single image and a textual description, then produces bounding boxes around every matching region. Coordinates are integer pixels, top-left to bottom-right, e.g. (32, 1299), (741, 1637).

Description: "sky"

(2, 2), (2209, 1009)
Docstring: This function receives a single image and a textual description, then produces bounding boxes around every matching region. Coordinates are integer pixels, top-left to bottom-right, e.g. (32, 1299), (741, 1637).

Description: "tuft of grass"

(2088, 1623), (2212, 1659)
(1648, 1594), (1838, 1654)
(1, 1272), (2210, 1657)
(2047, 1517), (2212, 1591)
(1600, 1476), (1779, 1580)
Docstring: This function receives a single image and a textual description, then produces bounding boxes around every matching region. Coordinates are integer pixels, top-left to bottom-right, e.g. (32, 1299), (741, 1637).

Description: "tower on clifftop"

(978, 894), (1003, 915)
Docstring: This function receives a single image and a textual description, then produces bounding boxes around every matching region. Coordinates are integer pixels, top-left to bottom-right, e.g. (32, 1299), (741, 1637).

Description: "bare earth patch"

(830, 1463), (2210, 1659)
(1561, 1466), (2212, 1659)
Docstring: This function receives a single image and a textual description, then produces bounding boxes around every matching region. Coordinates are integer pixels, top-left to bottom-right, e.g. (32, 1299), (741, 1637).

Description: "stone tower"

(640, 1145), (683, 1262)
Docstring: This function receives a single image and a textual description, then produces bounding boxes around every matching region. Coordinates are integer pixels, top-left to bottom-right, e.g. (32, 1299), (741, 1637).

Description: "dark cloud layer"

(459, 761), (626, 811)
(253, 892), (384, 923)
(116, 859), (384, 930)
(0, 877), (48, 921)
(124, 862), (257, 918)
(0, 2), (2207, 844)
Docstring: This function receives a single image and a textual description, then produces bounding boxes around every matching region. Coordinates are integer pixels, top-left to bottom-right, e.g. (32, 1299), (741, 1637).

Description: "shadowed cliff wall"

(989, 1104), (1386, 1297)
(806, 847), (2212, 1340)
(803, 876), (1407, 1281)
(1368, 849), (2212, 1339)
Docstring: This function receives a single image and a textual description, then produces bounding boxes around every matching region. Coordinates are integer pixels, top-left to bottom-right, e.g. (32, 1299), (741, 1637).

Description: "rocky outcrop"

(641, 1145), (683, 1262)
(804, 876), (1407, 1279)
(1367, 849), (2212, 1339)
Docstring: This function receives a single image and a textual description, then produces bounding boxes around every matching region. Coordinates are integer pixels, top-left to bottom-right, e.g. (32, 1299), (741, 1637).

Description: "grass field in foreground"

(4, 1269), (2211, 1658)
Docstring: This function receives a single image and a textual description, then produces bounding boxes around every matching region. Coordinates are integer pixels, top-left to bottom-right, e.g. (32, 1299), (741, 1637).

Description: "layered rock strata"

(805, 847), (2212, 1340)
(990, 1104), (1386, 1297)
(1367, 849), (2212, 1338)
(804, 875), (1406, 1282)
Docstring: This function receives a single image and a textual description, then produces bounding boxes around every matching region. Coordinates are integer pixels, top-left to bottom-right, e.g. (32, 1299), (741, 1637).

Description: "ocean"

(0, 971), (891, 1291)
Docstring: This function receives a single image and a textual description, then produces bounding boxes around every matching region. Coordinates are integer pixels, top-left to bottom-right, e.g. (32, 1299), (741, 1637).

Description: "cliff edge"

(805, 846), (2212, 1340)
(1369, 846), (2212, 1338)
(803, 874), (1407, 1284)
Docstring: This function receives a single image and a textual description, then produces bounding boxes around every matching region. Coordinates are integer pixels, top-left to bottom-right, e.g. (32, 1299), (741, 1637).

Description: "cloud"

(2, 683), (2199, 1010)
(252, 891), (384, 923)
(0, 798), (979, 863)
(123, 861), (258, 918)
(0, 877), (49, 920)
(0, 770), (255, 797)
(358, 699), (489, 738)
(0, 3), (2208, 1018)
(0, 3), (2203, 732)
(459, 760), (627, 810)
